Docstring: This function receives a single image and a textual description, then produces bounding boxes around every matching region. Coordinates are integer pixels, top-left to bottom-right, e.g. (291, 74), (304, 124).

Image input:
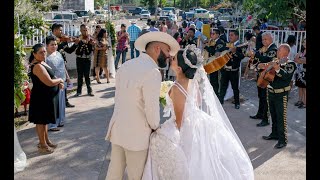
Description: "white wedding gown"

(14, 126), (27, 173)
(142, 68), (254, 180)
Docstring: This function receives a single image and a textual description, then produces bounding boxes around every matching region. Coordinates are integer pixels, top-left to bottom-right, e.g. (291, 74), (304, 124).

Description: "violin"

(257, 57), (288, 88)
(57, 35), (76, 43)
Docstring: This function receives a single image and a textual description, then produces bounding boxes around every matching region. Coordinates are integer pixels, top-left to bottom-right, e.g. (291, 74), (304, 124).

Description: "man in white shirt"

(105, 31), (180, 180)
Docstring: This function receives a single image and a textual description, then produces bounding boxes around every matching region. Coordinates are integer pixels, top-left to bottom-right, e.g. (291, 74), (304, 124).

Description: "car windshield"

(159, 17), (169, 21)
(141, 11), (149, 14)
(163, 7), (174, 11)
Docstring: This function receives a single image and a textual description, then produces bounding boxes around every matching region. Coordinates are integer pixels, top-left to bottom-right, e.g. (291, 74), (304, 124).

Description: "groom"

(105, 31), (180, 180)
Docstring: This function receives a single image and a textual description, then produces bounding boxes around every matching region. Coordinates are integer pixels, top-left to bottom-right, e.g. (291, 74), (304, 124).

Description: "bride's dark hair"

(177, 49), (198, 79)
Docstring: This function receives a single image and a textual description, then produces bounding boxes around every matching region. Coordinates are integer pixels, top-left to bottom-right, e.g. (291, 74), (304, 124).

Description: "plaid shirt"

(127, 24), (141, 42)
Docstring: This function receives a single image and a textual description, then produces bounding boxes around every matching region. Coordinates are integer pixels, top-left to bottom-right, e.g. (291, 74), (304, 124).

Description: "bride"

(142, 44), (254, 180)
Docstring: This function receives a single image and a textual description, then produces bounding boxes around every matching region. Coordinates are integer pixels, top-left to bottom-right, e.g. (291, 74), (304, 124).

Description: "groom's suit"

(106, 53), (161, 180)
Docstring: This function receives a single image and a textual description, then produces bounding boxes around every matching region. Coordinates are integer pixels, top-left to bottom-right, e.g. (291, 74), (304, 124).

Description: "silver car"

(140, 10), (151, 20)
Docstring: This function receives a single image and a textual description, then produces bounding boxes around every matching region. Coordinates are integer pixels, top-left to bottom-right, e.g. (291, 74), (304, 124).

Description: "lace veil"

(181, 45), (254, 179)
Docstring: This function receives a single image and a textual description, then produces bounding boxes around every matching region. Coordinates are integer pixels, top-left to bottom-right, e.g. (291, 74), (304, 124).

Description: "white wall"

(85, 0), (94, 12)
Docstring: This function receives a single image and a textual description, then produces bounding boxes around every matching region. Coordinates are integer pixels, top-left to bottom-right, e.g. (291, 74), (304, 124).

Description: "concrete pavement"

(14, 75), (306, 180)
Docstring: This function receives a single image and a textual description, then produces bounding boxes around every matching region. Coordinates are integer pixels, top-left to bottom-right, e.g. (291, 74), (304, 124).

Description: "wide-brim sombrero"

(134, 31), (180, 56)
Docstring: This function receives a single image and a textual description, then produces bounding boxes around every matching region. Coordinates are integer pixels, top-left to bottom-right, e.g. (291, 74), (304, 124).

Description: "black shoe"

(262, 135), (279, 140)
(274, 142), (287, 149)
(66, 102), (75, 108)
(250, 115), (263, 119)
(256, 121), (270, 127)
(88, 92), (94, 96)
(294, 101), (303, 106)
(74, 93), (81, 97)
(235, 104), (240, 109)
(57, 124), (64, 127)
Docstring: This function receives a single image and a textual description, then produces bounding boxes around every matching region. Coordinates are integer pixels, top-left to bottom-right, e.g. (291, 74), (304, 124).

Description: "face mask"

(157, 49), (168, 68)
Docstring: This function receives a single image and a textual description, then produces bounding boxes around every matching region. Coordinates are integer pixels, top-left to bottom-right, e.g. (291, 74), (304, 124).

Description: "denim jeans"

(130, 41), (140, 59)
(115, 50), (127, 69)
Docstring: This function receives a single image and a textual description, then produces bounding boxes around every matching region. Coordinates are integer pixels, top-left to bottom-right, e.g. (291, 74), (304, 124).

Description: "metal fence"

(223, 28), (306, 52)
(21, 23), (306, 52)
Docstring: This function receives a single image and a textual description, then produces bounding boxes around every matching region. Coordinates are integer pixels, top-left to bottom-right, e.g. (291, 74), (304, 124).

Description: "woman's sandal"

(37, 142), (58, 149)
(48, 128), (60, 131)
(38, 144), (54, 154)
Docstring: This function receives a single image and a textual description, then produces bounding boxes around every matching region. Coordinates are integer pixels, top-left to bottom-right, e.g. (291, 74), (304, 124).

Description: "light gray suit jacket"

(106, 53), (161, 151)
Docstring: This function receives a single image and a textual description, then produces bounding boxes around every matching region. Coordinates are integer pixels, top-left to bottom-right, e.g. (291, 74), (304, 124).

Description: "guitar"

(203, 42), (248, 74)
(257, 57), (288, 88)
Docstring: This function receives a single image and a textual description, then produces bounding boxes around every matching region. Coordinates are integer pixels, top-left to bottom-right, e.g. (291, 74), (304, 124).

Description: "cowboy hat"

(135, 32), (180, 56)
(129, 19), (137, 24)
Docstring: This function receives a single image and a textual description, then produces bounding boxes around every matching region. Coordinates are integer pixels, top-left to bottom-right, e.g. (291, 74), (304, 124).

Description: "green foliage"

(148, 0), (156, 8)
(15, 0), (46, 38)
(95, 0), (106, 9)
(14, 35), (28, 109)
(242, 0), (306, 23)
(105, 20), (117, 56)
(140, 0), (148, 6)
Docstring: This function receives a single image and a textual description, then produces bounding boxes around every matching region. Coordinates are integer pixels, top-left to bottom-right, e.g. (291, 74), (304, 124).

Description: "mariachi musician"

(180, 28), (197, 48)
(218, 30), (246, 109)
(259, 44), (296, 149)
(248, 32), (277, 127)
(73, 24), (95, 97)
(203, 29), (226, 96)
(50, 23), (78, 108)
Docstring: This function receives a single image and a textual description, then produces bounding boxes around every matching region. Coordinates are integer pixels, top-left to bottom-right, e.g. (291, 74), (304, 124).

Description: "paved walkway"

(14, 76), (306, 180)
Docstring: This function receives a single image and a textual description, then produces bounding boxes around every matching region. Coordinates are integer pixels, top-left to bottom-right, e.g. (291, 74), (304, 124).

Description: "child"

(15, 81), (31, 117)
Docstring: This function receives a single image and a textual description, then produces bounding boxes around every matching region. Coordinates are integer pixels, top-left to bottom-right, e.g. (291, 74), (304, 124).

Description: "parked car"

(140, 10), (151, 20)
(148, 7), (160, 15)
(162, 7), (177, 15)
(161, 10), (174, 16)
(185, 12), (195, 20)
(218, 8), (233, 15)
(53, 12), (79, 22)
(129, 7), (144, 16)
(44, 11), (71, 21)
(73, 10), (89, 17)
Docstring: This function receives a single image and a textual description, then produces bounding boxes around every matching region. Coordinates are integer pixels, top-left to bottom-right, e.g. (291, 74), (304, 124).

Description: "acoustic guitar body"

(204, 50), (232, 74)
(257, 66), (276, 88)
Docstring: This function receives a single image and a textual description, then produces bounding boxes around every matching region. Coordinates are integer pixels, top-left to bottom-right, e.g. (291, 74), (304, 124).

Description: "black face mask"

(157, 50), (168, 68)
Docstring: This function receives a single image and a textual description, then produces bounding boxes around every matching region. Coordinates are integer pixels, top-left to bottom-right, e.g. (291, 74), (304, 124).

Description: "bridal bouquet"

(159, 81), (174, 107)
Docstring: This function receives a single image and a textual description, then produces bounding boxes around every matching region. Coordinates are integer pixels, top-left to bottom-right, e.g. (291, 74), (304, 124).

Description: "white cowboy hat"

(135, 32), (180, 56)
(129, 19), (137, 24)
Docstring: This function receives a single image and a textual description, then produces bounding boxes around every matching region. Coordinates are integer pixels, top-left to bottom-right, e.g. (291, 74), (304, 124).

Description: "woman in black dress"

(28, 43), (65, 154)
(294, 39), (306, 108)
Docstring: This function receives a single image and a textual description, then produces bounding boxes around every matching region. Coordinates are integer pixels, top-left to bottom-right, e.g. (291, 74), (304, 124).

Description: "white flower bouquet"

(159, 81), (174, 107)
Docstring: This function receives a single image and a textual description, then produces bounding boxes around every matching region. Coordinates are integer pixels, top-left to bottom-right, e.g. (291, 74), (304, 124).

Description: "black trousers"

(268, 91), (289, 144)
(76, 57), (92, 94)
(219, 69), (240, 105)
(256, 86), (268, 121)
(209, 71), (219, 96)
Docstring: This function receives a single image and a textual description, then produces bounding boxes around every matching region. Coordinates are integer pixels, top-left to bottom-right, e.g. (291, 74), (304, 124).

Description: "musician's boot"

(257, 119), (270, 127)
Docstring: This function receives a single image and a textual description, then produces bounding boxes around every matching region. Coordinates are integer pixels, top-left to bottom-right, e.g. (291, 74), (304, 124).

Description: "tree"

(242, 0), (306, 23)
(95, 0), (106, 9)
(14, 0), (48, 109)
